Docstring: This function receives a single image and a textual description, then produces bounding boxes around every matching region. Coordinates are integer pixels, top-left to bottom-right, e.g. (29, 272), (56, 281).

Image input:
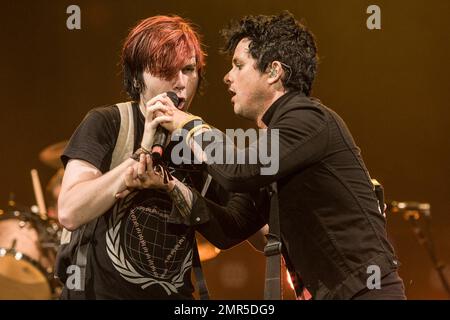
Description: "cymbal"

(39, 141), (68, 169)
(196, 233), (221, 262)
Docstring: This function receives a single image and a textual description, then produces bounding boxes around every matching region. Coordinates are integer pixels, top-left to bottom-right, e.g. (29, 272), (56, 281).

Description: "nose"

(223, 71), (231, 85)
(173, 70), (186, 92)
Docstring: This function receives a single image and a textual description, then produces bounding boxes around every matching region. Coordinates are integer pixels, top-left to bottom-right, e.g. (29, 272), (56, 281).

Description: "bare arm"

(58, 158), (134, 230)
(58, 95), (173, 231)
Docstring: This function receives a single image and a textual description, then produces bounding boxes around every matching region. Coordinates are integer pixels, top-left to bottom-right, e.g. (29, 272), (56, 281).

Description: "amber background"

(0, 0), (449, 299)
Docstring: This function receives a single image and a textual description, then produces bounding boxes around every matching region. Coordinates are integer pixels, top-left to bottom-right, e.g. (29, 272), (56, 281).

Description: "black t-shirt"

(61, 103), (206, 299)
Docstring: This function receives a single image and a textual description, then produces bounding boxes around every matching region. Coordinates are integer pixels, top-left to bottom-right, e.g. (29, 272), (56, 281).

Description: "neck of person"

(138, 99), (146, 117)
(255, 89), (287, 129)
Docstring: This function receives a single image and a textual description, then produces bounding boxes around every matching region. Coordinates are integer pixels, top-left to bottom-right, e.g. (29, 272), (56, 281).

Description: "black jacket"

(191, 91), (400, 299)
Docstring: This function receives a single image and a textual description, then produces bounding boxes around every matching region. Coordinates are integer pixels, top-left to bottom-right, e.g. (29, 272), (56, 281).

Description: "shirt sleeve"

(61, 106), (120, 173)
(197, 105), (329, 192)
(190, 187), (268, 250)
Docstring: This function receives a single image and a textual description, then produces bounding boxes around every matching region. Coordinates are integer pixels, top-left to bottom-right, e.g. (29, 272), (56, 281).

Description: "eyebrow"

(232, 58), (242, 65)
(183, 62), (197, 68)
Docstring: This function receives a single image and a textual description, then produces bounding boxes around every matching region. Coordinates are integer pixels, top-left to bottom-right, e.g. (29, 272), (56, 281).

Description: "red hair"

(121, 15), (206, 100)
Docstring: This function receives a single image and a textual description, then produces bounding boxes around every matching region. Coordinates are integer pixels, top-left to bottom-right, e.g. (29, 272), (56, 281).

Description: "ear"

(267, 61), (284, 85)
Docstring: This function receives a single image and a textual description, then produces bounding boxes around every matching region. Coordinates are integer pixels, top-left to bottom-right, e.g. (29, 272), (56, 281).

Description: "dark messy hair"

(221, 11), (318, 96)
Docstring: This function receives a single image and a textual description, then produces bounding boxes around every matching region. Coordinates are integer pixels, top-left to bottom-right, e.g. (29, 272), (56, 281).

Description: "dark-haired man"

(158, 11), (406, 300)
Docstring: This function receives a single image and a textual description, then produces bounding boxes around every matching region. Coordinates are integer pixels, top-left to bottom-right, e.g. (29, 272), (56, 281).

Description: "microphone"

(151, 91), (180, 159)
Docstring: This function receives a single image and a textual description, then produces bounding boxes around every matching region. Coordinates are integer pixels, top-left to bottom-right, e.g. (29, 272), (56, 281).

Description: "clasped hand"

(116, 153), (171, 199)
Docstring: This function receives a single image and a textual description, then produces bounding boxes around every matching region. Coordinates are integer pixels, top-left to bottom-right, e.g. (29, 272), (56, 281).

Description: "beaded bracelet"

(130, 147), (150, 161)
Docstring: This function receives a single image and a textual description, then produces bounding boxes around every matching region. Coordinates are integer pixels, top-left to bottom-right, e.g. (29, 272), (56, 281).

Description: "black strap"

(74, 218), (98, 294)
(191, 173), (213, 300)
(192, 237), (210, 300)
(264, 182), (283, 300)
(281, 239), (307, 299)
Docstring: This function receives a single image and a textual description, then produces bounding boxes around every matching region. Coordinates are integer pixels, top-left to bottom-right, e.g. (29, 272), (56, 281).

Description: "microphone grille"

(166, 91), (180, 108)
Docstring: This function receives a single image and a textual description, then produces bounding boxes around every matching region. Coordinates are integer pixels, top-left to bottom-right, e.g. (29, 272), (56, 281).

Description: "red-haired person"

(57, 15), (265, 299)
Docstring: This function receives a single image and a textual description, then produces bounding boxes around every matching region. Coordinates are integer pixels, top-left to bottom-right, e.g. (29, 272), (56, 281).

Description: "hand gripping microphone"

(151, 91), (180, 160)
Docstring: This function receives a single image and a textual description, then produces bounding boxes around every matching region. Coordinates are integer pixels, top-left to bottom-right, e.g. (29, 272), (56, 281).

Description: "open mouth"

(176, 97), (186, 110)
(228, 89), (236, 103)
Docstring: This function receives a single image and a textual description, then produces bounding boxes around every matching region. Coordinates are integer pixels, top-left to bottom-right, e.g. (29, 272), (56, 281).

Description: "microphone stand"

(392, 203), (450, 298)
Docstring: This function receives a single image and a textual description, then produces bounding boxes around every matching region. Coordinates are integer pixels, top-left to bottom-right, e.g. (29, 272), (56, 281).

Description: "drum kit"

(0, 141), (67, 300)
(0, 141), (220, 300)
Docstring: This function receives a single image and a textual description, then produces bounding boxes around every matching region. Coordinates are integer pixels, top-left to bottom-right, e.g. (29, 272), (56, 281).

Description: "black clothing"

(194, 91), (403, 299)
(351, 271), (406, 300)
(60, 103), (265, 299)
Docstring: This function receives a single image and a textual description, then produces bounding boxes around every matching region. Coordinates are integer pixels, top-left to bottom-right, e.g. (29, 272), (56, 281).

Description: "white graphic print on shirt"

(106, 192), (192, 295)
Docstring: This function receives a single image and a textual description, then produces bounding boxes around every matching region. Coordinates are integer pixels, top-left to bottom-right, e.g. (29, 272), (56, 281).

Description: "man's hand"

(142, 92), (205, 135)
(141, 93), (175, 150)
(115, 154), (174, 199)
(145, 95), (197, 133)
(159, 104), (193, 132)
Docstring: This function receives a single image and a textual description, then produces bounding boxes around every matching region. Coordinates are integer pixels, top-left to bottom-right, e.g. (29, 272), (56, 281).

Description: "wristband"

(130, 147), (150, 161)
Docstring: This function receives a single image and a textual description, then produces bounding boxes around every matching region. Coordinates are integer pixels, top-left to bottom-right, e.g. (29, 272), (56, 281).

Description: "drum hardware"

(10, 239), (17, 250)
(30, 169), (48, 221)
(0, 164), (64, 299)
(40, 242), (60, 249)
(0, 209), (60, 299)
(388, 201), (450, 298)
(39, 141), (67, 170)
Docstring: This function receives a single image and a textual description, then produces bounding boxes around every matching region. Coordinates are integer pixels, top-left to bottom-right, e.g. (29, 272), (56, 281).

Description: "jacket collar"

(261, 91), (305, 126)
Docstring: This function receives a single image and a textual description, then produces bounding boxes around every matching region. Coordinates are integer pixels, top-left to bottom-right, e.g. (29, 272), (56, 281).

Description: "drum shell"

(0, 211), (58, 299)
